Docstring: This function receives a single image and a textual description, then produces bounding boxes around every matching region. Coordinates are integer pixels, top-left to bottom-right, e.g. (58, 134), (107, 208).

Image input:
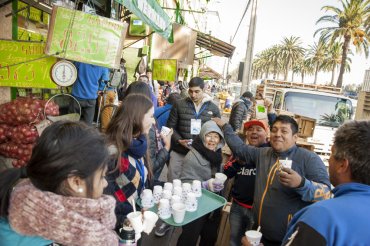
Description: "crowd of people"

(0, 72), (370, 246)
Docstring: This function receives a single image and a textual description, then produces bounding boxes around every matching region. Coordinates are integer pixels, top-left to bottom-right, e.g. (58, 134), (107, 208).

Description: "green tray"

(138, 188), (226, 226)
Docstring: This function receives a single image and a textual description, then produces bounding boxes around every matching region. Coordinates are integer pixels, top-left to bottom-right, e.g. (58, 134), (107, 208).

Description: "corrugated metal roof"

(195, 31), (235, 58)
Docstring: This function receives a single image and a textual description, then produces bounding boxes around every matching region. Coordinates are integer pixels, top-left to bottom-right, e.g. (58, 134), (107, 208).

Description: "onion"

(0, 98), (60, 125)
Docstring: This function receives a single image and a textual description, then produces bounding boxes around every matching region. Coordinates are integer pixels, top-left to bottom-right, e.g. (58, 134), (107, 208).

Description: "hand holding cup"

(127, 211), (144, 233)
(142, 211), (158, 234)
(160, 127), (173, 150)
(244, 230), (262, 246)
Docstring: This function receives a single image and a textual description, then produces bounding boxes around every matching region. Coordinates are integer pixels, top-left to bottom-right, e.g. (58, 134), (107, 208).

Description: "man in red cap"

(224, 119), (270, 246)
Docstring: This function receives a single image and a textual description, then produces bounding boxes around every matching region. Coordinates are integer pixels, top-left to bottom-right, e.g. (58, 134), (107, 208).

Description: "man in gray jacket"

(214, 115), (331, 246)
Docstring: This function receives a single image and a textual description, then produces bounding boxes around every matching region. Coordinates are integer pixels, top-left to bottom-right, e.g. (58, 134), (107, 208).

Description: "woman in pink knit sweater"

(0, 121), (118, 246)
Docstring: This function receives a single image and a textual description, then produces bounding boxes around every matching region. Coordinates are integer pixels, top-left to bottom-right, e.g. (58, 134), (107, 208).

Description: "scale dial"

(51, 60), (77, 87)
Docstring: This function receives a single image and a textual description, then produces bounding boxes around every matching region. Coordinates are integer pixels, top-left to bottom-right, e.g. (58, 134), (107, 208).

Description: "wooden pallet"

(264, 79), (342, 94)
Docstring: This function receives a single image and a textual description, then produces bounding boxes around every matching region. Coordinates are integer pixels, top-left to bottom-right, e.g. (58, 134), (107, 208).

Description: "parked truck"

(256, 79), (354, 165)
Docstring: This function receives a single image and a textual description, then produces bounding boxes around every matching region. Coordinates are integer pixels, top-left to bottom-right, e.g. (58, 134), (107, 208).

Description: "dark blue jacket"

(155, 104), (172, 130)
(283, 183), (370, 245)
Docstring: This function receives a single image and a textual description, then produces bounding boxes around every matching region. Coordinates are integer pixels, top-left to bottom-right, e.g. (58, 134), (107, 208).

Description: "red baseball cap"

(244, 120), (269, 132)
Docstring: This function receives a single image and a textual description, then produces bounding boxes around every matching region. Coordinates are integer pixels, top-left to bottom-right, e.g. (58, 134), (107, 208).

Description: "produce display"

(0, 97), (60, 168)
(0, 124), (9, 143)
(0, 97), (59, 125)
(217, 91), (230, 100)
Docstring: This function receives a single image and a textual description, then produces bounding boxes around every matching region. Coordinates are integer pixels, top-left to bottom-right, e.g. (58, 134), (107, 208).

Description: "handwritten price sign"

(45, 6), (127, 69)
(0, 40), (57, 88)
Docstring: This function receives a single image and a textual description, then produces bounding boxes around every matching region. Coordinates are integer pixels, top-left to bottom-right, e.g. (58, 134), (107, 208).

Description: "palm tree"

(252, 58), (263, 79)
(294, 58), (314, 83)
(292, 61), (301, 82)
(252, 54), (270, 79)
(322, 42), (351, 85)
(259, 49), (273, 78)
(253, 48), (278, 79)
(307, 39), (328, 84)
(315, 0), (370, 88)
(279, 36), (305, 81)
(267, 45), (283, 79)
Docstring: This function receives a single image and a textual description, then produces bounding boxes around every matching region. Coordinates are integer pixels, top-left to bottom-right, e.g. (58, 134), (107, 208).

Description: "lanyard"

(136, 159), (145, 192)
(189, 101), (208, 119)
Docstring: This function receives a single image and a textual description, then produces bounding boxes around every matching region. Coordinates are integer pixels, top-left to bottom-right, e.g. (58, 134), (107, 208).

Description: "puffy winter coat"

(167, 96), (221, 155)
(229, 98), (252, 131)
(148, 125), (169, 181)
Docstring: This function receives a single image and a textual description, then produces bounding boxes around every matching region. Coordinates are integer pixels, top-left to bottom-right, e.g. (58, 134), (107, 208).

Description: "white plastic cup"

(245, 230), (262, 246)
(280, 159), (292, 169)
(161, 126), (171, 136)
(182, 183), (191, 193)
(182, 183), (192, 201)
(141, 190), (154, 209)
(142, 211), (159, 234)
(185, 192), (198, 212)
(127, 211), (143, 233)
(173, 179), (182, 188)
(182, 182), (191, 190)
(140, 189), (152, 198)
(214, 173), (227, 185)
(164, 182), (173, 192)
(153, 185), (163, 204)
(171, 195), (182, 207)
(192, 180), (202, 197)
(162, 189), (172, 200)
(173, 186), (183, 197)
(158, 199), (171, 219)
(153, 185), (163, 193)
(172, 202), (186, 224)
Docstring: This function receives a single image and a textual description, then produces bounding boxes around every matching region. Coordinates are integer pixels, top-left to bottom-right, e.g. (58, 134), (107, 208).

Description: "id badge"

(190, 119), (202, 135)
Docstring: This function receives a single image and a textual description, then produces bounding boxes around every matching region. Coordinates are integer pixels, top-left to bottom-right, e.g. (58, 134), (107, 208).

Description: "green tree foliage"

(315, 0), (370, 88)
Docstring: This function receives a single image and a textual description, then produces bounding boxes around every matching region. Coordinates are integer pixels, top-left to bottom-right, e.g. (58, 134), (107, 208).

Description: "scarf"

(192, 136), (223, 169)
(8, 180), (118, 246)
(126, 134), (147, 159)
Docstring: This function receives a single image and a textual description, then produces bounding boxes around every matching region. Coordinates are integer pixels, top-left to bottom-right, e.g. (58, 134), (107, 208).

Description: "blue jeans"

(229, 202), (254, 246)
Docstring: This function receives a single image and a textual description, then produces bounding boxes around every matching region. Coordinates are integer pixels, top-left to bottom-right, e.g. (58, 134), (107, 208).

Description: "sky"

(205, 0), (370, 86)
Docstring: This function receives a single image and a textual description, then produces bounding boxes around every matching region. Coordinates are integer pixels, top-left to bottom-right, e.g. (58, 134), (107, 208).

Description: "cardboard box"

(295, 114), (316, 138)
(216, 202), (232, 246)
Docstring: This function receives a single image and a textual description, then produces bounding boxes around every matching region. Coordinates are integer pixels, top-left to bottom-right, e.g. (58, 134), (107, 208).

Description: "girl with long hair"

(0, 121), (118, 246)
(104, 93), (155, 230)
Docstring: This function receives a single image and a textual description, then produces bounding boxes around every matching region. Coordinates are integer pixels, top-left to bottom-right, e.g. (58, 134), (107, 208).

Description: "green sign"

(152, 59), (177, 81)
(45, 6), (127, 69)
(0, 40), (57, 89)
(129, 15), (147, 36)
(118, 0), (173, 43)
